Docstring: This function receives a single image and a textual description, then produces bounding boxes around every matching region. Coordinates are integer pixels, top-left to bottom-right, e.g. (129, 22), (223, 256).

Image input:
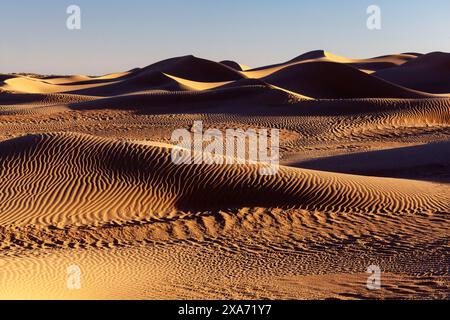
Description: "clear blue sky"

(1, 0), (449, 75)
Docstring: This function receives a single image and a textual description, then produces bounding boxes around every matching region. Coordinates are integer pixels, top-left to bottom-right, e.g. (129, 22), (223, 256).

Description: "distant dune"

(374, 52), (450, 93)
(261, 61), (430, 98)
(1, 50), (447, 99)
(286, 141), (450, 181)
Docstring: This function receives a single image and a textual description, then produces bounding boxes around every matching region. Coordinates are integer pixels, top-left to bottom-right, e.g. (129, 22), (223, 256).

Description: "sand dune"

(41, 75), (92, 85)
(66, 85), (301, 114)
(0, 52), (436, 100)
(67, 71), (190, 96)
(288, 50), (417, 67)
(0, 132), (447, 228)
(374, 52), (450, 94)
(286, 141), (450, 181)
(1, 56), (245, 97)
(0, 91), (97, 116)
(0, 50), (449, 299)
(261, 61), (431, 98)
(134, 55), (245, 82)
(220, 60), (251, 71)
(2, 75), (112, 94)
(243, 50), (418, 78)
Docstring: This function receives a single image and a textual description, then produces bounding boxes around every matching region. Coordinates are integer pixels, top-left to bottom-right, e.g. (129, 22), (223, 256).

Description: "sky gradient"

(1, 0), (449, 75)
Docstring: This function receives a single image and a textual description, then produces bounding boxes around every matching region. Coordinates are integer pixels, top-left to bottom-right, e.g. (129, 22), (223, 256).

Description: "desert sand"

(0, 50), (449, 299)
